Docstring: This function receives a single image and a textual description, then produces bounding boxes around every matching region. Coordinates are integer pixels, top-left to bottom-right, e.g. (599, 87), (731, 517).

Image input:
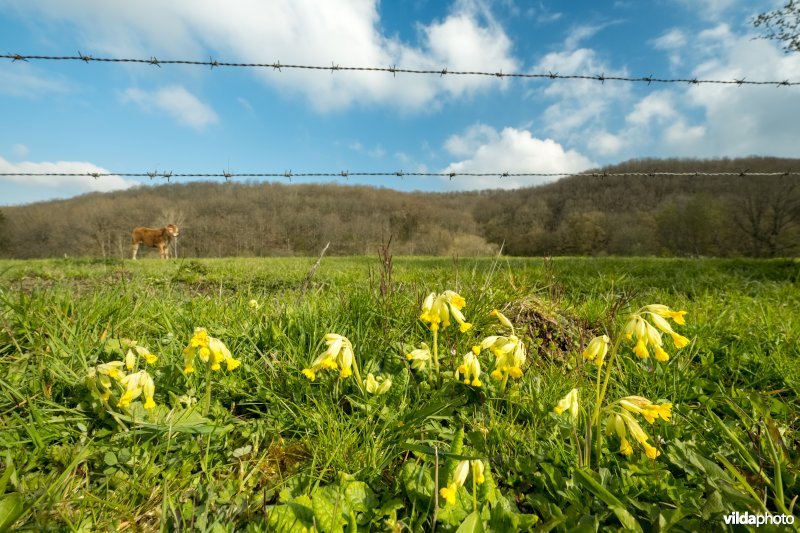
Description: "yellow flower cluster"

(474, 334), (526, 380)
(472, 310), (526, 381)
(182, 327), (241, 374)
(87, 351), (157, 410)
(439, 460), (485, 505)
(302, 333), (355, 381)
(419, 291), (472, 332)
(623, 304), (689, 362)
(582, 335), (609, 367)
(456, 352), (482, 387)
(606, 396), (672, 459)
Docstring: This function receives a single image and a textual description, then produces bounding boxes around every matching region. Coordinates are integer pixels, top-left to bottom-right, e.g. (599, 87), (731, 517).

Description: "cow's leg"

(159, 243), (167, 259)
(131, 242), (139, 260)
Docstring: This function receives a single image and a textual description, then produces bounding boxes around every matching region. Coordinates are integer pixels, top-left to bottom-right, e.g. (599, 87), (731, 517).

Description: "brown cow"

(131, 224), (179, 259)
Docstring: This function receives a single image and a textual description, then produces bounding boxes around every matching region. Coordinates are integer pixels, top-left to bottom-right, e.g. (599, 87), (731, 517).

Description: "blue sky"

(1, 0), (798, 205)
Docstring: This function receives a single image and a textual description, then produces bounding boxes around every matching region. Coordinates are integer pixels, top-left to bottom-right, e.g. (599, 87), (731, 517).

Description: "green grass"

(0, 256), (798, 531)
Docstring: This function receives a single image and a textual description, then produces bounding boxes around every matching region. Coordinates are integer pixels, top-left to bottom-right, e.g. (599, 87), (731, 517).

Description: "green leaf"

(0, 493), (24, 533)
(400, 461), (435, 509)
(103, 452), (117, 467)
(573, 468), (641, 532)
(266, 496), (314, 533)
(455, 510), (485, 533)
(342, 480), (377, 515)
(311, 485), (347, 533)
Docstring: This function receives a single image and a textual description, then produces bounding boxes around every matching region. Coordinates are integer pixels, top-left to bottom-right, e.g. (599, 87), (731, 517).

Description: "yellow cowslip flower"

(419, 291), (471, 332)
(97, 361), (125, 380)
(117, 370), (155, 409)
(125, 349), (136, 370)
(406, 343), (432, 371)
(624, 304), (690, 361)
(606, 414), (634, 456)
(248, 299), (260, 309)
(456, 352), (482, 387)
(620, 411), (660, 458)
(302, 334), (354, 381)
(582, 335), (610, 366)
(477, 335), (526, 380)
(644, 304), (687, 325)
(490, 309), (515, 331)
(440, 460), (470, 505)
(607, 410), (663, 459)
(365, 373), (392, 395)
(554, 388), (580, 420)
(471, 460), (485, 484)
(619, 396), (672, 423)
(135, 345), (159, 365)
(183, 328), (239, 373)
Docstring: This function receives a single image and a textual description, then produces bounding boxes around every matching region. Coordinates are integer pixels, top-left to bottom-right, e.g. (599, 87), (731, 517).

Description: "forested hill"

(1, 157), (799, 258)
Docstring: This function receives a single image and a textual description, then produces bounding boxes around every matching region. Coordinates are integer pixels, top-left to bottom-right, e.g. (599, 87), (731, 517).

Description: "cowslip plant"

(182, 327), (240, 415)
(418, 290), (471, 375)
(471, 309), (527, 392)
(86, 354), (157, 412)
(302, 333), (364, 392)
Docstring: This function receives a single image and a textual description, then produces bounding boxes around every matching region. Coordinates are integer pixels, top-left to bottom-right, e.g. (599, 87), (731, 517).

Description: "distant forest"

(1, 157), (799, 258)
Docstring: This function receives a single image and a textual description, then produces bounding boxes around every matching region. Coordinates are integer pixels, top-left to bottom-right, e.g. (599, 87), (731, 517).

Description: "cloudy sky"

(1, 0), (798, 204)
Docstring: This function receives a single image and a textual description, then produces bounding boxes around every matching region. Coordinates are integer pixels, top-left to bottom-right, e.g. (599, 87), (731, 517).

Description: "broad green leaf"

(400, 462), (435, 508)
(311, 485), (347, 533)
(0, 493), (24, 533)
(573, 468), (641, 532)
(455, 510), (485, 533)
(266, 496), (314, 533)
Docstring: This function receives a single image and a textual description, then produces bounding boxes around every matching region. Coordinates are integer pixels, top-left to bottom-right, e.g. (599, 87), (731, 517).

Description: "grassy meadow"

(0, 256), (798, 531)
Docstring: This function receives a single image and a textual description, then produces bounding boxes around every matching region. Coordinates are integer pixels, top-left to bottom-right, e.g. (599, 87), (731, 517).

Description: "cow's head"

(166, 224), (179, 237)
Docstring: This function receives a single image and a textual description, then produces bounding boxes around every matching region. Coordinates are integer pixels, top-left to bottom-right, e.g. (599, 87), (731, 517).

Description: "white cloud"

(7, 0), (518, 112)
(652, 28), (687, 51)
(651, 28), (687, 68)
(441, 124), (595, 189)
(564, 22), (619, 51)
(597, 24), (800, 160)
(0, 156), (139, 204)
(532, 48), (632, 139)
(121, 85), (218, 130)
(626, 91), (676, 125)
(678, 31), (800, 156)
(587, 131), (624, 156)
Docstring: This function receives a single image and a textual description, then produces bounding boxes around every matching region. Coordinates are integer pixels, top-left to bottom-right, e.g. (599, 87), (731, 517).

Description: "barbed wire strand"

(2, 53), (798, 87)
(1, 170), (798, 183)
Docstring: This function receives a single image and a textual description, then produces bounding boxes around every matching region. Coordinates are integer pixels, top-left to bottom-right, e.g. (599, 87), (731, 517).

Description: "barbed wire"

(1, 170), (798, 182)
(2, 52), (798, 87)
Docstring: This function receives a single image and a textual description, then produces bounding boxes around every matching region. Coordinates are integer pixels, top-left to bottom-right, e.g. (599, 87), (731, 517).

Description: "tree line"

(1, 157), (798, 258)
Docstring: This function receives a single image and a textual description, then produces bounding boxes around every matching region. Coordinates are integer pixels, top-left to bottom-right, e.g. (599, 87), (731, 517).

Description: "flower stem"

(592, 335), (624, 466)
(203, 364), (212, 416)
(352, 355), (365, 393)
(432, 329), (440, 375)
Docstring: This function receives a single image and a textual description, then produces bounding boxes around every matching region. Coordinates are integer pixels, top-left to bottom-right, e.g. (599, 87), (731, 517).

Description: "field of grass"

(0, 256), (798, 531)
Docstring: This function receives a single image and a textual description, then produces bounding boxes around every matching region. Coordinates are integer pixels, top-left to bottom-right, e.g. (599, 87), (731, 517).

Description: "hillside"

(1, 157), (799, 258)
